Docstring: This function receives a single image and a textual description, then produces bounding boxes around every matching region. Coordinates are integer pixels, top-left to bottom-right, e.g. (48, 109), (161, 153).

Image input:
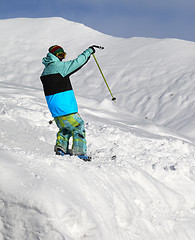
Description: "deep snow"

(0, 17), (195, 240)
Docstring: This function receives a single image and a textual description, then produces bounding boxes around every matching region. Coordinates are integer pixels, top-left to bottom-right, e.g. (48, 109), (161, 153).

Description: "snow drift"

(0, 17), (195, 240)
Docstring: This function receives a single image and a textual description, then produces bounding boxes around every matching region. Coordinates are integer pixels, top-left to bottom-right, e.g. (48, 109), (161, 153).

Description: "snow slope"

(0, 17), (195, 240)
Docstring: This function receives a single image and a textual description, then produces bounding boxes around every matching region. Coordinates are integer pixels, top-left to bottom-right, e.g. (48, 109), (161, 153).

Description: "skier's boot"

(77, 155), (92, 161)
(54, 145), (70, 156)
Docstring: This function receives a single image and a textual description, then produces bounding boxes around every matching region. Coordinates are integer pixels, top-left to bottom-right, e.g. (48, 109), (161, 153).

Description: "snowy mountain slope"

(1, 17), (195, 139)
(0, 17), (195, 240)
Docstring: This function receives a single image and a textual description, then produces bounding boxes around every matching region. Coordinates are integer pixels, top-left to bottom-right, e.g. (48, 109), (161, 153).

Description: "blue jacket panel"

(46, 90), (78, 117)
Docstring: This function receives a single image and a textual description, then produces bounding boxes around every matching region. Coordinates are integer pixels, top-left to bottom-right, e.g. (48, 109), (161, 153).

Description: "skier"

(40, 45), (96, 161)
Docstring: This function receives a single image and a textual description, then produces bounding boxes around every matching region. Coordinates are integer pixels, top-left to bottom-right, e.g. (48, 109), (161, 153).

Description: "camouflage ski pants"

(54, 113), (87, 155)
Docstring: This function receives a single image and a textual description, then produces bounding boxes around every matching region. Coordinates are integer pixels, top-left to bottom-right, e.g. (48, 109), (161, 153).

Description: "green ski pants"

(54, 113), (87, 155)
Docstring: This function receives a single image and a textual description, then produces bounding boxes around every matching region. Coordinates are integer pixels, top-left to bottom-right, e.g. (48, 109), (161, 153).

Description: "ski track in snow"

(0, 18), (195, 240)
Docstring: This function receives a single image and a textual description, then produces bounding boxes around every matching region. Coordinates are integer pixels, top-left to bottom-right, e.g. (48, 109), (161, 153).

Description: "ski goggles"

(56, 52), (67, 59)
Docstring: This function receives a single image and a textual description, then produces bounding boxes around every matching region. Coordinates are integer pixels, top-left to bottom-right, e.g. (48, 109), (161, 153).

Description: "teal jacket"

(40, 48), (93, 117)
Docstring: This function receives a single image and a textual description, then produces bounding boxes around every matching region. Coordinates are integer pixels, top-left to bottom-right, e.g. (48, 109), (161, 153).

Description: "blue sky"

(1, 0), (195, 42)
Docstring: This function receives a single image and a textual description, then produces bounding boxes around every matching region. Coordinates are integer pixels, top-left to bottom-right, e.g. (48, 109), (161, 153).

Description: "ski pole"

(49, 119), (55, 124)
(92, 51), (116, 102)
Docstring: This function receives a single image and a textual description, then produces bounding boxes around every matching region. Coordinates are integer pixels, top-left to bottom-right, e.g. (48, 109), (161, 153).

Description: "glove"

(89, 45), (96, 54)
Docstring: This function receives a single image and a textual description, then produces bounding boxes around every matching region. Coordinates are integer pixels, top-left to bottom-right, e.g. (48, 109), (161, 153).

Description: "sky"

(1, 0), (195, 42)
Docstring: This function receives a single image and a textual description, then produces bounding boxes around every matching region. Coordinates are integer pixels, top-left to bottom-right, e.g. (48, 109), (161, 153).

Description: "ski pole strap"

(92, 54), (116, 102)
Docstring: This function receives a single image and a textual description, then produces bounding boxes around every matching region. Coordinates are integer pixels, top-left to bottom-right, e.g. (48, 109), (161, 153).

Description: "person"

(40, 45), (96, 161)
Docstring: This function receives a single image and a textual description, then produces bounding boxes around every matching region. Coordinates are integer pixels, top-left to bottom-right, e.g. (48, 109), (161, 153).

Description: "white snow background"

(0, 17), (195, 240)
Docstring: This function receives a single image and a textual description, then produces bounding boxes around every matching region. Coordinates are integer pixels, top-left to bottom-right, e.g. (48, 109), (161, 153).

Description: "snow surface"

(0, 17), (195, 240)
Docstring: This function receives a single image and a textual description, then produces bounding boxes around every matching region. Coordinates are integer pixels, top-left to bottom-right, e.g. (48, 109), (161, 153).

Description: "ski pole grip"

(93, 45), (104, 50)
